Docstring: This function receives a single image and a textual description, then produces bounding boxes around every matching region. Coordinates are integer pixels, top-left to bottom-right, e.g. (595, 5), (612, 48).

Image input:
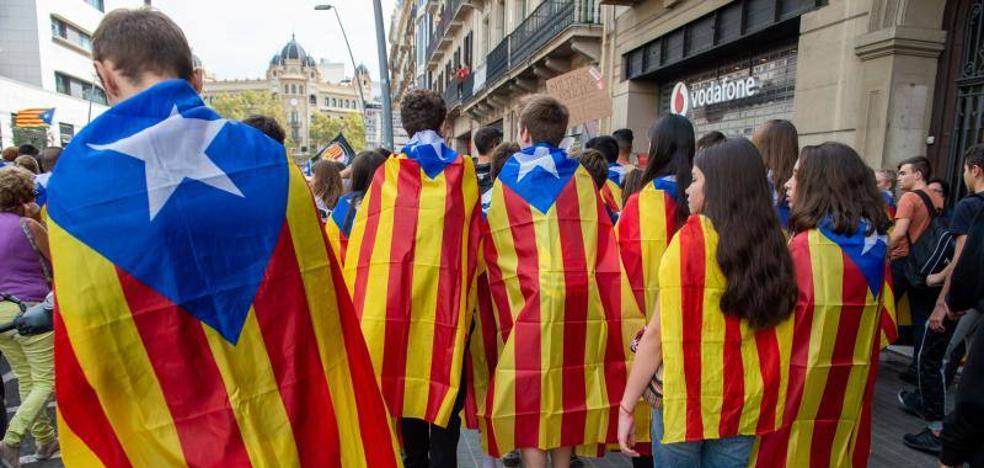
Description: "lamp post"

(314, 4), (367, 115)
(372, 0), (393, 149)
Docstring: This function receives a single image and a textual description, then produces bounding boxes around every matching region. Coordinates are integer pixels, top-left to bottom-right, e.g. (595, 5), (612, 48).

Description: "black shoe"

(570, 454), (584, 467)
(903, 428), (941, 455)
(502, 450), (520, 467)
(897, 388), (929, 420)
(899, 367), (918, 385)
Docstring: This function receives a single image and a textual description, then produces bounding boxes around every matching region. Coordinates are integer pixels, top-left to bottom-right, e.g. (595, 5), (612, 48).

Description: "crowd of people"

(0, 6), (982, 468)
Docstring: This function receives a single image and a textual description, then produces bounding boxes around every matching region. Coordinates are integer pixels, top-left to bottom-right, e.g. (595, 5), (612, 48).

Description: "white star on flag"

(89, 106), (244, 220)
(516, 146), (559, 182)
(408, 130), (448, 160)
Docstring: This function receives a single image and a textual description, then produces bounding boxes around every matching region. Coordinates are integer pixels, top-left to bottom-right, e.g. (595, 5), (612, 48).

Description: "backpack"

(946, 193), (984, 311)
(904, 190), (954, 288)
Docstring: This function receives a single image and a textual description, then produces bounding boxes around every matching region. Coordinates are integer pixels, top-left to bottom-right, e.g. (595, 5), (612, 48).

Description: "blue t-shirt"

(950, 193), (984, 237)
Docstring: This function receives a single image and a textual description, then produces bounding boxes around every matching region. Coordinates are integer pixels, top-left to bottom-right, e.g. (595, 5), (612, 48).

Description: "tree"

(309, 112), (367, 153)
(209, 91), (295, 149)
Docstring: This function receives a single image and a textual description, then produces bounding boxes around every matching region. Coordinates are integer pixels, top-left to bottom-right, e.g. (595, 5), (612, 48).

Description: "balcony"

(426, 0), (474, 66)
(443, 81), (460, 108)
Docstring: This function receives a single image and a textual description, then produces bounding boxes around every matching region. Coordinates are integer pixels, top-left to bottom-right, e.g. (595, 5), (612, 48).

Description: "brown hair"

(696, 131), (726, 151)
(518, 95), (569, 146)
(14, 156), (40, 174)
(622, 169), (644, 206)
(489, 142), (520, 181)
(1, 147), (17, 162)
(897, 156), (932, 182)
(694, 138), (798, 330)
(93, 8), (194, 83)
(789, 143), (891, 236)
(641, 114), (695, 226)
(400, 89), (446, 136)
(311, 160), (343, 210)
(576, 149), (608, 189)
(0, 167), (36, 212)
(752, 120), (798, 203)
(350, 150), (389, 195)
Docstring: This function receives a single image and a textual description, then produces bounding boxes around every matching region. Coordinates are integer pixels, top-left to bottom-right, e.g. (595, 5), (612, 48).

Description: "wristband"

(619, 403), (634, 415)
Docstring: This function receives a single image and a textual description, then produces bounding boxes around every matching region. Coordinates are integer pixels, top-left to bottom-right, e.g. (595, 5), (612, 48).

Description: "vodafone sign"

(669, 76), (759, 116)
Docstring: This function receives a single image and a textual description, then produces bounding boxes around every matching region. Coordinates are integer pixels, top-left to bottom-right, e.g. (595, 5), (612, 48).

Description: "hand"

(12, 302), (54, 336)
(22, 202), (41, 221)
(617, 403), (639, 457)
(929, 303), (948, 333)
(926, 272), (945, 287)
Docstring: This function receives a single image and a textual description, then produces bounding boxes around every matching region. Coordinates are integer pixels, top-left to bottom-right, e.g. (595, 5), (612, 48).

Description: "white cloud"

(153, 0), (398, 83)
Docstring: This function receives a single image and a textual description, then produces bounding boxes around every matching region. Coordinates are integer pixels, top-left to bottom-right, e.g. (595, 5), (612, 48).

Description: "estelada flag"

(481, 144), (644, 456)
(752, 222), (894, 468)
(461, 270), (502, 430)
(47, 80), (400, 467)
(14, 107), (55, 127)
(325, 191), (359, 266)
(658, 214), (794, 444)
(615, 175), (681, 317)
(343, 129), (482, 426)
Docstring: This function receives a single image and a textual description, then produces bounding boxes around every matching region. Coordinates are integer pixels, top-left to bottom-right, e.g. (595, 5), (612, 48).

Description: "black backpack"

(904, 190), (955, 288)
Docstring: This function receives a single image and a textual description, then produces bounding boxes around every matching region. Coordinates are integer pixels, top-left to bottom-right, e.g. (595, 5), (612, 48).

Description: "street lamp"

(314, 4), (367, 115)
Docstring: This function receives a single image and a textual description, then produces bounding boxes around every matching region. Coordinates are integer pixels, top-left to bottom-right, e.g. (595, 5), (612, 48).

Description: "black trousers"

(941, 323), (984, 466)
(400, 382), (468, 468)
(892, 260), (942, 361)
(916, 318), (964, 421)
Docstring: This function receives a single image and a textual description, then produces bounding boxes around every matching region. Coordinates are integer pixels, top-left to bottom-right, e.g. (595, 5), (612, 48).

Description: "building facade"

(203, 36), (376, 157)
(0, 0), (141, 148)
(395, 0), (983, 200)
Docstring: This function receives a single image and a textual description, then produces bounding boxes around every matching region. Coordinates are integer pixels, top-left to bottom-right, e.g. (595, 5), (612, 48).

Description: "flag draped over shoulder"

(325, 191), (358, 266)
(600, 179), (622, 219)
(752, 222), (893, 468)
(47, 80), (400, 468)
(462, 269), (502, 430)
(481, 143), (644, 457)
(615, 176), (680, 318)
(343, 130), (482, 426)
(658, 215), (794, 444)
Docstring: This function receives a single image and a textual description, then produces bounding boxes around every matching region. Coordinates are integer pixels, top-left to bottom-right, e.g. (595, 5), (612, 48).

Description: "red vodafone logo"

(670, 82), (689, 115)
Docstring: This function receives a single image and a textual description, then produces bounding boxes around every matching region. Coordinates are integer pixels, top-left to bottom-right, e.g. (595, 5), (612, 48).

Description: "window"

(84, 0), (104, 12)
(299, 84), (304, 94)
(285, 84), (289, 94)
(55, 72), (107, 104)
(291, 111), (299, 124)
(464, 33), (473, 68)
(331, 98), (337, 107)
(51, 17), (92, 52)
(291, 84), (297, 94)
(309, 95), (316, 104)
(325, 97), (330, 107)
(59, 123), (75, 145)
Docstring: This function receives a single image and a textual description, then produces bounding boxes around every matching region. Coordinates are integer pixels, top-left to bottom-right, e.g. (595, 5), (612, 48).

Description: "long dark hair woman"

(618, 138), (797, 467)
(310, 160), (343, 219)
(324, 150), (388, 263)
(615, 114), (696, 320)
(752, 119), (799, 229)
(752, 142), (892, 468)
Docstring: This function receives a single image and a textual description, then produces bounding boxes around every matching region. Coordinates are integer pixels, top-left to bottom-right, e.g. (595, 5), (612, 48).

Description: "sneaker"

(571, 454), (585, 467)
(897, 388), (928, 420)
(34, 439), (59, 460)
(899, 367), (918, 386)
(0, 443), (19, 468)
(903, 428), (941, 455)
(502, 450), (521, 467)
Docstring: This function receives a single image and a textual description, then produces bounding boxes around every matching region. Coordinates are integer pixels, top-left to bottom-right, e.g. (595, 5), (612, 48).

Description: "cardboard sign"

(546, 66), (612, 128)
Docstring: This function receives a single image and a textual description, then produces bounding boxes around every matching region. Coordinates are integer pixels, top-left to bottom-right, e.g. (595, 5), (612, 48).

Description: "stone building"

(203, 36), (374, 157)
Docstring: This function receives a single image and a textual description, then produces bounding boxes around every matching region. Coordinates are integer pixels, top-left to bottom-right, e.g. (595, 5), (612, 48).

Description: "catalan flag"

(48, 80), (400, 467)
(480, 144), (644, 456)
(343, 129), (482, 426)
(658, 214), (794, 444)
(600, 179), (622, 219)
(615, 175), (680, 317)
(324, 191), (358, 266)
(462, 270), (502, 430)
(752, 222), (893, 468)
(14, 108), (55, 127)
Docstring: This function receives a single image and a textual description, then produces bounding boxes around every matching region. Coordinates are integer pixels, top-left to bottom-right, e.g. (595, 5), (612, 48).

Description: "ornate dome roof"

(271, 34), (315, 66)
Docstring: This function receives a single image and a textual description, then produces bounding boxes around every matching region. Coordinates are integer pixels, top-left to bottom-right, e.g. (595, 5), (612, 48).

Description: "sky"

(153, 0), (399, 85)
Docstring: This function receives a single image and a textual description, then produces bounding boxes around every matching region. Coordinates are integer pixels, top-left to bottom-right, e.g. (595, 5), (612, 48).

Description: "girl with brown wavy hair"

(618, 138), (797, 467)
(310, 159), (343, 219)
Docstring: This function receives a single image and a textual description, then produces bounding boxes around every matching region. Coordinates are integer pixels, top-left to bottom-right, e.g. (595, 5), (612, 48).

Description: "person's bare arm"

(23, 218), (50, 262)
(888, 217), (911, 250)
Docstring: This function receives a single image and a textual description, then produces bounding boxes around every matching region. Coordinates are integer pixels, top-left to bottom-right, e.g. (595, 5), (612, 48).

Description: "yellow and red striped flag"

(658, 214), (794, 444)
(48, 80), (400, 467)
(14, 107), (55, 127)
(342, 130), (482, 426)
(615, 176), (681, 318)
(324, 192), (358, 265)
(461, 269), (502, 430)
(480, 144), (644, 456)
(600, 178), (622, 216)
(752, 223), (893, 468)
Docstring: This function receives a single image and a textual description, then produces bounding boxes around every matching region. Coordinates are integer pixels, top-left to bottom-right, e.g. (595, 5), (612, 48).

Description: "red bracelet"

(619, 403), (634, 415)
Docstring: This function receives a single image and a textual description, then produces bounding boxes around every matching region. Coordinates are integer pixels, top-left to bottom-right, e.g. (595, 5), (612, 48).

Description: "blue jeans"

(650, 407), (753, 468)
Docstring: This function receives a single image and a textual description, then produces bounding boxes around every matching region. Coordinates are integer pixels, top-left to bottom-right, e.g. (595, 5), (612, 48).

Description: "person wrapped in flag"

(342, 89), (482, 466)
(615, 114), (694, 319)
(752, 142), (895, 468)
(482, 95), (644, 466)
(619, 138), (798, 466)
(47, 9), (400, 467)
(324, 150), (388, 266)
(586, 136), (625, 217)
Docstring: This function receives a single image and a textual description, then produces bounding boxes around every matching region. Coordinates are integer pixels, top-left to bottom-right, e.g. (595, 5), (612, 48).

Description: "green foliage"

(309, 112), (367, 153)
(12, 127), (49, 149)
(209, 91), (295, 149)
